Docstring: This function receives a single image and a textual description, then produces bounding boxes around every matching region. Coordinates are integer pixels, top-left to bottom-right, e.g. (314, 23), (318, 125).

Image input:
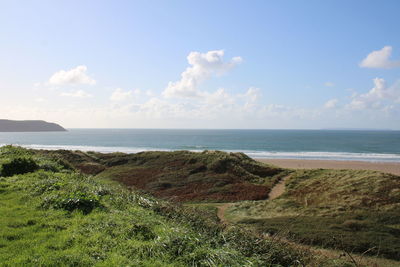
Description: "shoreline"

(4, 144), (400, 162)
(255, 158), (400, 176)
(1, 144), (399, 175)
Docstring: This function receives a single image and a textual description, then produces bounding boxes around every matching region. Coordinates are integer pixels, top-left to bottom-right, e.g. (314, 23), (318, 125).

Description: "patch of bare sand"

(256, 159), (400, 176)
(216, 203), (233, 224)
(268, 175), (290, 200)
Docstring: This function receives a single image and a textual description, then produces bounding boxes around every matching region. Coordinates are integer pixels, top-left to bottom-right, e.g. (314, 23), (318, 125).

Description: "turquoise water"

(1, 129), (400, 162)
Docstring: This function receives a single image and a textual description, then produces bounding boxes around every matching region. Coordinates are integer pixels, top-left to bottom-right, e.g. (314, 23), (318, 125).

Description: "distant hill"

(0, 119), (66, 132)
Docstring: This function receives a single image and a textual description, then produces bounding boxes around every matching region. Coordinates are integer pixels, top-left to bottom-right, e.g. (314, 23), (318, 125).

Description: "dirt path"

(268, 175), (290, 200)
(216, 175), (291, 223)
(216, 203), (233, 224)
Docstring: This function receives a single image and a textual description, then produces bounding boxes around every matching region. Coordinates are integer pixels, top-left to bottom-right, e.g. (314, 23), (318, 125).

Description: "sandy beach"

(256, 158), (400, 176)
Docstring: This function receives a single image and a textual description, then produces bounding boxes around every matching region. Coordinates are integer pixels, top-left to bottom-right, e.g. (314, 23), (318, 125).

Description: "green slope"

(37, 149), (287, 202)
(0, 146), (322, 267)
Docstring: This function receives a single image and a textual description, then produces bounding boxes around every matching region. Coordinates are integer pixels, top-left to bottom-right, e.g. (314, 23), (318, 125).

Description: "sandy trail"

(268, 175), (290, 200)
(217, 203), (233, 224)
(217, 175), (291, 223)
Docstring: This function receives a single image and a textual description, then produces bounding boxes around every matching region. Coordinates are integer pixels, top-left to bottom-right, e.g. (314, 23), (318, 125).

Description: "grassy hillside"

(38, 149), (287, 202)
(6, 147), (400, 266)
(227, 169), (400, 260)
(1, 145), (334, 266)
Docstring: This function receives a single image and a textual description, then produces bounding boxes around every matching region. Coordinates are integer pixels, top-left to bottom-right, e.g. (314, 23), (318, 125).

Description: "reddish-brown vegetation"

(38, 149), (285, 202)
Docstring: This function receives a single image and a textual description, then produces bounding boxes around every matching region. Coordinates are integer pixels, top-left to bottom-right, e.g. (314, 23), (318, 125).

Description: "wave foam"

(1, 144), (399, 162)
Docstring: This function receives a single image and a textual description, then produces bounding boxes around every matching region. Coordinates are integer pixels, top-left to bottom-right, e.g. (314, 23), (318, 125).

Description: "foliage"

(0, 157), (38, 177)
(42, 191), (101, 214)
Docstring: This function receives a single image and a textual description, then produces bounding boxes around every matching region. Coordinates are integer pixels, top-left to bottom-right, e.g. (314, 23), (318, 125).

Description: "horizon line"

(62, 127), (396, 131)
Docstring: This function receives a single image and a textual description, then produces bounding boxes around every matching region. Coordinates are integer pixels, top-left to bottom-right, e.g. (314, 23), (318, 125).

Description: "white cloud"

(240, 87), (261, 110)
(61, 90), (92, 98)
(145, 90), (155, 97)
(110, 88), (134, 102)
(163, 50), (242, 98)
(240, 87), (260, 102)
(386, 80), (400, 104)
(348, 78), (400, 110)
(348, 78), (385, 109)
(204, 88), (231, 103)
(48, 65), (96, 86)
(324, 98), (338, 109)
(359, 46), (400, 69)
(324, 82), (335, 87)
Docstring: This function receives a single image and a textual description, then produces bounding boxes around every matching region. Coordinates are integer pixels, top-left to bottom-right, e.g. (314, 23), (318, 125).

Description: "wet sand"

(255, 158), (400, 176)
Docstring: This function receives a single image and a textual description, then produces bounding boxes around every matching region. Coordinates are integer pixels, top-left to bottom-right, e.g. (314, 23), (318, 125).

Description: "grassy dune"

(1, 146), (326, 266)
(38, 149), (288, 202)
(228, 169), (400, 260)
(3, 146), (399, 265)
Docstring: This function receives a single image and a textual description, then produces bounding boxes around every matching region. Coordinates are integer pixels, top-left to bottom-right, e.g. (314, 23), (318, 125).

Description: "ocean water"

(1, 129), (400, 162)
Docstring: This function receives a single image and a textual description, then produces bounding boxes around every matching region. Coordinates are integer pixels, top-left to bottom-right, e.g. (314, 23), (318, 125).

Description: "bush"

(208, 157), (230, 173)
(0, 157), (38, 177)
(37, 158), (73, 172)
(127, 224), (156, 241)
(42, 191), (101, 214)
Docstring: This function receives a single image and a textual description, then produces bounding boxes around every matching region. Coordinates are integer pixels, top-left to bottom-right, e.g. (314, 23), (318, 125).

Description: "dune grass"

(227, 169), (400, 261)
(1, 145), (326, 266)
(39, 149), (287, 202)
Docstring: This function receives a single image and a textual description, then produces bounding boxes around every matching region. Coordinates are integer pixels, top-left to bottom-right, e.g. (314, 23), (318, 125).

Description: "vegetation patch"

(38, 149), (286, 202)
(42, 191), (101, 214)
(228, 168), (400, 261)
(0, 157), (38, 177)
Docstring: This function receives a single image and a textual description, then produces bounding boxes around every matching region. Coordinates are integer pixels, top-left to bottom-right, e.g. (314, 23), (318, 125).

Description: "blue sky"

(1, 0), (400, 129)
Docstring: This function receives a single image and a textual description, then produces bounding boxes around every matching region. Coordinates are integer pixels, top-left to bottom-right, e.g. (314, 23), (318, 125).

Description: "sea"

(1, 129), (400, 162)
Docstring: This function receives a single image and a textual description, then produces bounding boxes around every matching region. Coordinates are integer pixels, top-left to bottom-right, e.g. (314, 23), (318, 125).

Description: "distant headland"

(0, 119), (66, 132)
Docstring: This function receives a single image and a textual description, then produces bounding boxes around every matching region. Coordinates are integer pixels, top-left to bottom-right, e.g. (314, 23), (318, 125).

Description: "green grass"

(1, 145), (325, 266)
(183, 203), (221, 223)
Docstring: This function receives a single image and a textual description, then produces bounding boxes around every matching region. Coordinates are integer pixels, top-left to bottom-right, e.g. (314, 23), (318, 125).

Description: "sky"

(1, 0), (400, 129)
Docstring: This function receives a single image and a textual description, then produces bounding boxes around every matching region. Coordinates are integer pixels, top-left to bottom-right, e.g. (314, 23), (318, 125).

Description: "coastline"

(1, 144), (400, 175)
(256, 158), (400, 176)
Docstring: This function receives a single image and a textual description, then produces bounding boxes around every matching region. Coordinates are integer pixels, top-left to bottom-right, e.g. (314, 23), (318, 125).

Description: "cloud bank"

(349, 78), (400, 110)
(60, 90), (92, 98)
(110, 88), (136, 102)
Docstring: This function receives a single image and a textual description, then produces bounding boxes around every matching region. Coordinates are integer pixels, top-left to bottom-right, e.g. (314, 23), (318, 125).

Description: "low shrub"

(38, 158), (73, 172)
(42, 191), (101, 214)
(127, 224), (156, 241)
(208, 157), (230, 173)
(0, 157), (38, 177)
